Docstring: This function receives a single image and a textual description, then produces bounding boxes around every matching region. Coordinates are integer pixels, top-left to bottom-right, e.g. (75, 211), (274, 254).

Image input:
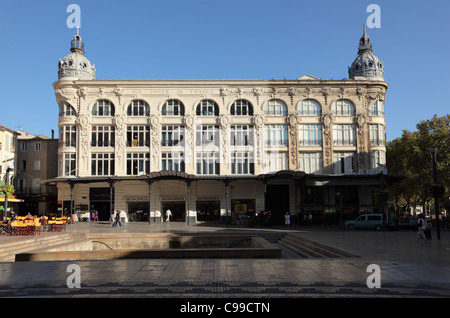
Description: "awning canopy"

(43, 170), (404, 186)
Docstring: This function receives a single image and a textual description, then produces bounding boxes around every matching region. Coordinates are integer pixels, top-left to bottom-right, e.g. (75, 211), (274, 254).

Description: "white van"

(345, 214), (384, 231)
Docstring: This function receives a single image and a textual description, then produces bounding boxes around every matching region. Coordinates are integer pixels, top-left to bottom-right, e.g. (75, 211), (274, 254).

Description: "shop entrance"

(265, 185), (290, 225)
(128, 202), (149, 222)
(90, 202), (111, 221)
(162, 201), (186, 222)
(196, 200), (220, 222)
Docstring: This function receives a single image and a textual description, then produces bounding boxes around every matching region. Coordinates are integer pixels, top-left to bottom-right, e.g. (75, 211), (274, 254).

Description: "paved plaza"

(0, 221), (449, 299)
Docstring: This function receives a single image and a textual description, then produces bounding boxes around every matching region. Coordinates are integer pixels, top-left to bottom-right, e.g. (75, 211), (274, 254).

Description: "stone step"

(276, 233), (360, 259)
(0, 234), (74, 262)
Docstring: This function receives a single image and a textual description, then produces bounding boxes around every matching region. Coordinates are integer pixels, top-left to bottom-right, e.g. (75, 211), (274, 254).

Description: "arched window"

(92, 100), (115, 116)
(333, 100), (355, 116)
(196, 100), (219, 116)
(264, 99), (287, 116)
(162, 99), (185, 116)
(127, 100), (150, 116)
(230, 100), (253, 116)
(59, 102), (77, 117)
(299, 100), (321, 116)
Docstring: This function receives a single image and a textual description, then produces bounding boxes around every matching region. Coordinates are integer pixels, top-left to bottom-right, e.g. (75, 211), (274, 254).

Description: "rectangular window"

(21, 142), (28, 152)
(34, 160), (41, 171)
(264, 125), (288, 146)
(299, 124), (322, 146)
(34, 142), (41, 151)
(369, 101), (384, 117)
(230, 125), (253, 146)
(263, 151), (288, 173)
(333, 152), (356, 174)
(91, 153), (115, 176)
(231, 152), (254, 175)
(126, 126), (150, 147)
(61, 126), (77, 147)
(370, 124), (385, 146)
(161, 152), (185, 172)
(64, 153), (76, 176)
(126, 153), (150, 176)
(299, 152), (323, 174)
(196, 152), (220, 175)
(161, 125), (185, 147)
(92, 126), (115, 147)
(196, 125), (219, 147)
(333, 124), (356, 146)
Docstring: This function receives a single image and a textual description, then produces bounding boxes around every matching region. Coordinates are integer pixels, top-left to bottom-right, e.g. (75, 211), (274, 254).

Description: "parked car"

(345, 214), (384, 231)
(387, 218), (419, 231)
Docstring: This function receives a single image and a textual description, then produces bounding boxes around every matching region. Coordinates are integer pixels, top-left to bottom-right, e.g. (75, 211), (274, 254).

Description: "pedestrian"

(93, 210), (99, 223)
(112, 210), (123, 228)
(284, 212), (290, 228)
(416, 214), (427, 242)
(308, 213), (313, 226)
(165, 209), (172, 222)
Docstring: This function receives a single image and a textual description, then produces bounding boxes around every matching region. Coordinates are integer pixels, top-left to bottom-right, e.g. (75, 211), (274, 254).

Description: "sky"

(0, 0), (449, 141)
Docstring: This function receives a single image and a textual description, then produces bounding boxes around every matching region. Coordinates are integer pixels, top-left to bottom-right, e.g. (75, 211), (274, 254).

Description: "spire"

(358, 24), (373, 54)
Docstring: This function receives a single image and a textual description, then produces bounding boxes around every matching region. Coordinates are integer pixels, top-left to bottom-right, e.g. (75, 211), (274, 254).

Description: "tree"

(386, 114), (449, 215)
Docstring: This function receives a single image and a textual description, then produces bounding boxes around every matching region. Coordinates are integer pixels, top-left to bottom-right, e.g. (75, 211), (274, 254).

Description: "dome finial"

(58, 29), (95, 80)
(348, 25), (384, 80)
(70, 28), (85, 54)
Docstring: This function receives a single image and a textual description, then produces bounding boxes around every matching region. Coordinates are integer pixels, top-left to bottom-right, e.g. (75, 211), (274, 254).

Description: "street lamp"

(426, 147), (440, 240)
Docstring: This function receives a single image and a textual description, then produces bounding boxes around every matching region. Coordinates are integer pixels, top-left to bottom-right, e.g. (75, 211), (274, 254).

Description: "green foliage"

(0, 184), (15, 197)
(386, 114), (449, 212)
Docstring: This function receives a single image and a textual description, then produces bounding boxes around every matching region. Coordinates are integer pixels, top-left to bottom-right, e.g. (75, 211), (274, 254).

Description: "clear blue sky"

(0, 0), (448, 141)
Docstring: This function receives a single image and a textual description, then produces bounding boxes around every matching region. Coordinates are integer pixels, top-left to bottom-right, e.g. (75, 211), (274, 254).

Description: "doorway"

(162, 201), (186, 222)
(265, 185), (290, 225)
(90, 202), (111, 221)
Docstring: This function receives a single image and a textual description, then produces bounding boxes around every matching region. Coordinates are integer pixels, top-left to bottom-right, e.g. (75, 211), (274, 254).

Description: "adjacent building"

(15, 130), (58, 215)
(52, 27), (393, 225)
(0, 125), (19, 215)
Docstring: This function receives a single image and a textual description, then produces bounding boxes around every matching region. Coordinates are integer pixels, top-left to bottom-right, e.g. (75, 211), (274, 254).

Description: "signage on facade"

(125, 196), (149, 202)
(196, 196), (220, 201)
(160, 196), (185, 201)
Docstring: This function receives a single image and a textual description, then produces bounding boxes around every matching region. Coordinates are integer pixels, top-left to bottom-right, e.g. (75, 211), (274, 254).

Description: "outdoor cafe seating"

(0, 216), (70, 236)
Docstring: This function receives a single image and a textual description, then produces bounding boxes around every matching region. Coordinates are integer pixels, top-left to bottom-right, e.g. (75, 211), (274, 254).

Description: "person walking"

(416, 214), (427, 242)
(284, 212), (290, 229)
(112, 210), (123, 228)
(165, 209), (172, 222)
(93, 210), (99, 223)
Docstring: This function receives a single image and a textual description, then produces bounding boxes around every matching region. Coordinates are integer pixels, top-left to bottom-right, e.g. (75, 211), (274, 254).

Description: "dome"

(349, 26), (384, 80)
(58, 31), (95, 80)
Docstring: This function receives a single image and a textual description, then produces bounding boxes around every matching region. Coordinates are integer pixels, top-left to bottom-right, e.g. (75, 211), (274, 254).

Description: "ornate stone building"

(52, 27), (391, 225)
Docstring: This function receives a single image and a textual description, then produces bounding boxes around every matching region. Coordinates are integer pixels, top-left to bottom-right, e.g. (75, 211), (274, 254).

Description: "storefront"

(196, 196), (220, 222)
(161, 196), (186, 222)
(126, 196), (149, 222)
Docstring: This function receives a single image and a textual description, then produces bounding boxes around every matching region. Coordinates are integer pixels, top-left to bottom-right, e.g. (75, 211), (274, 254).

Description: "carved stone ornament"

(356, 114), (366, 128)
(252, 114), (265, 128)
(219, 88), (228, 96)
(252, 88), (263, 96)
(287, 114), (298, 128)
(55, 89), (77, 104)
(184, 115), (195, 130)
(219, 114), (230, 129)
(149, 114), (160, 128)
(321, 114), (333, 128)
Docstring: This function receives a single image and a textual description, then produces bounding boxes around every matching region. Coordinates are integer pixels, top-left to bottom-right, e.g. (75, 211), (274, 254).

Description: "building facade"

(15, 130), (58, 215)
(0, 125), (19, 216)
(52, 28), (391, 225)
